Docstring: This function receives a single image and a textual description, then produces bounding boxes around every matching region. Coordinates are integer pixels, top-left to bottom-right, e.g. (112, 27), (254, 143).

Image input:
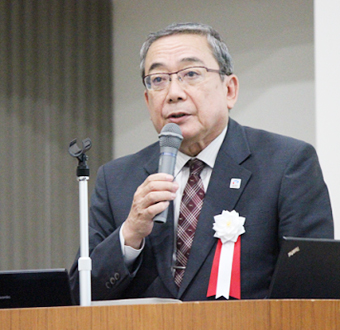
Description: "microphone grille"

(159, 123), (183, 149)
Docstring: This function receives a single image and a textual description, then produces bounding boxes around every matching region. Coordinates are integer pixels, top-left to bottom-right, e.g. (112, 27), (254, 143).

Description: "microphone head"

(158, 123), (183, 149)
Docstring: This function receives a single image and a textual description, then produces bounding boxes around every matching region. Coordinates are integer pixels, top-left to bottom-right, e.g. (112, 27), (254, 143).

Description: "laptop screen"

(268, 237), (340, 299)
(0, 268), (74, 309)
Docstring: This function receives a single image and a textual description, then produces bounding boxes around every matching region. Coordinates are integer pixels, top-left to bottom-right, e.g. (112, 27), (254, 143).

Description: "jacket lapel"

(177, 119), (252, 298)
(150, 204), (179, 297)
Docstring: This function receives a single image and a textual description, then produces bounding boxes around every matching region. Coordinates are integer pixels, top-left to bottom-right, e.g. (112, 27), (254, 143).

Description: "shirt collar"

(175, 125), (228, 175)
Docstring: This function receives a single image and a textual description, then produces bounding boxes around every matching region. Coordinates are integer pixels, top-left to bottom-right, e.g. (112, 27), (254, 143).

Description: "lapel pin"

(230, 178), (241, 189)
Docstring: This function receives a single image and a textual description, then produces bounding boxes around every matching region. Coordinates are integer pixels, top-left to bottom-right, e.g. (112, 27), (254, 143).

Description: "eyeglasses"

(143, 66), (224, 91)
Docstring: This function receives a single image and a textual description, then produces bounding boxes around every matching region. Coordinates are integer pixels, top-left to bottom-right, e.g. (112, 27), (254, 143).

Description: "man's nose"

(166, 75), (187, 103)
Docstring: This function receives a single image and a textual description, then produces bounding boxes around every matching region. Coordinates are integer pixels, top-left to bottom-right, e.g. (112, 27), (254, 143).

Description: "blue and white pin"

(230, 178), (241, 189)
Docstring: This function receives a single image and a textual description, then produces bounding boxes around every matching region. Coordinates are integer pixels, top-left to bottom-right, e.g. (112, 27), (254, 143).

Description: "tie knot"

(188, 158), (205, 176)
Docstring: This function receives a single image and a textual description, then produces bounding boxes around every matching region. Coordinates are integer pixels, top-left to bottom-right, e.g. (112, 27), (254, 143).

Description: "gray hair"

(139, 22), (234, 79)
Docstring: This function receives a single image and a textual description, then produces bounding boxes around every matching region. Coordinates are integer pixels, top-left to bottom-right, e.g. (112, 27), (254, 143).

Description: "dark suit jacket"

(69, 119), (334, 303)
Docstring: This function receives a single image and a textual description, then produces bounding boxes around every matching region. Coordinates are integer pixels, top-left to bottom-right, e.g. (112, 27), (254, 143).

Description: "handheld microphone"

(153, 123), (183, 224)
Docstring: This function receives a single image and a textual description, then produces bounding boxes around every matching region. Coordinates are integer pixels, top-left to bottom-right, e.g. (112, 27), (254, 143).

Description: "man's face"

(144, 33), (238, 156)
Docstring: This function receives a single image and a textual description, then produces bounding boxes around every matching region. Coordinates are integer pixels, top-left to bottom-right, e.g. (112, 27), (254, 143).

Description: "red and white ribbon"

(207, 210), (244, 299)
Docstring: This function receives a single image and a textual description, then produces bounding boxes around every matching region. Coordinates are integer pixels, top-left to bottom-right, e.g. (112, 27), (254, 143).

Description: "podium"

(1, 299), (340, 329)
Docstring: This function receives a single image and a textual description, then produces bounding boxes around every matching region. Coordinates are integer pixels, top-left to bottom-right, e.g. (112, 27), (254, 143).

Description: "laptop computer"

(268, 237), (340, 299)
(0, 268), (74, 309)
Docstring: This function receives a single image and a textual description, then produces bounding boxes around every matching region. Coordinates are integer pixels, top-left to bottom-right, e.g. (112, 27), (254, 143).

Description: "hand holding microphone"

(123, 123), (182, 248)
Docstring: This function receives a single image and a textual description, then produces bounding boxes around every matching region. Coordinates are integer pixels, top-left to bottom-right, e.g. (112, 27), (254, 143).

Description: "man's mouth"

(169, 113), (187, 119)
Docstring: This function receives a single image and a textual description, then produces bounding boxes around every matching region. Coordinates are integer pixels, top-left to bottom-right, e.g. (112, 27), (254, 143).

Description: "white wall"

(112, 1), (339, 235)
(315, 0), (340, 237)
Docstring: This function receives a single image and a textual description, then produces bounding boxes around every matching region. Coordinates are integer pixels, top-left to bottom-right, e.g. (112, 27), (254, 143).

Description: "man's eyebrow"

(180, 57), (204, 65)
(147, 62), (164, 73)
(147, 57), (205, 74)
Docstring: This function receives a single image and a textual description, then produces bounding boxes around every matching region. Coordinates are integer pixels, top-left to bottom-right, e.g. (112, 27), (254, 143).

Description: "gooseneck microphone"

(153, 123), (183, 224)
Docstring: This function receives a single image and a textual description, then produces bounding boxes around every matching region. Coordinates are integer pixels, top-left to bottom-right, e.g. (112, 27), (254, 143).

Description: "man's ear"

(225, 74), (239, 110)
(144, 89), (149, 107)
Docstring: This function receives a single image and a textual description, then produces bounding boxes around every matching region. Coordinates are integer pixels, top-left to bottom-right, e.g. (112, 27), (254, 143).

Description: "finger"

(144, 190), (176, 207)
(147, 201), (170, 217)
(140, 173), (175, 191)
(135, 177), (178, 204)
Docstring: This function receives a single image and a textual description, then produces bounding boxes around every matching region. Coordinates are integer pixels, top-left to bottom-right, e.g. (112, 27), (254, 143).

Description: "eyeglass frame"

(143, 65), (226, 91)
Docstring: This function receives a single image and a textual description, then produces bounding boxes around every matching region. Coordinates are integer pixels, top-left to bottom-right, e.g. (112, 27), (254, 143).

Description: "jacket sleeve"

(277, 142), (334, 240)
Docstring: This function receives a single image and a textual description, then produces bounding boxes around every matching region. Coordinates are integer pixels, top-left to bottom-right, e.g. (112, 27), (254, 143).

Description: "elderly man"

(69, 22), (333, 303)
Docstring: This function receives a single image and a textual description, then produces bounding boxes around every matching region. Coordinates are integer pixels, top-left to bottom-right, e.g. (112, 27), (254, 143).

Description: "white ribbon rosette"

(213, 210), (246, 243)
(212, 210), (245, 299)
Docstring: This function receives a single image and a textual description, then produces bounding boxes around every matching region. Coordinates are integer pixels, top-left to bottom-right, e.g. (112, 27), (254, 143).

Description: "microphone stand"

(69, 138), (92, 306)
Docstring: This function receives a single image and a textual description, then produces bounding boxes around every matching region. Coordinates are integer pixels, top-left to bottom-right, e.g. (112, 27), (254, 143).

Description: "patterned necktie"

(174, 158), (205, 287)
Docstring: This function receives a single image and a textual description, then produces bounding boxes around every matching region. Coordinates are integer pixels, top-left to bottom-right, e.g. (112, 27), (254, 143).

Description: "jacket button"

(105, 281), (112, 289)
(114, 272), (120, 280)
